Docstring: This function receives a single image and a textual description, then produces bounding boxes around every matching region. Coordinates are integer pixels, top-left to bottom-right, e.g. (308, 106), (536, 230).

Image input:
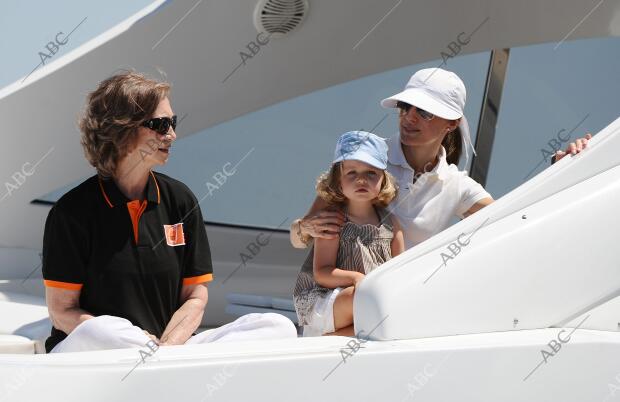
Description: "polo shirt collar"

(387, 134), (410, 170)
(432, 147), (450, 181)
(98, 170), (161, 208)
(387, 134), (450, 181)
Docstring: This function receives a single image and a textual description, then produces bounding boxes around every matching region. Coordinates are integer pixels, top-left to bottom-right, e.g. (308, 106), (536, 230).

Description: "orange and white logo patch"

(163, 223), (186, 246)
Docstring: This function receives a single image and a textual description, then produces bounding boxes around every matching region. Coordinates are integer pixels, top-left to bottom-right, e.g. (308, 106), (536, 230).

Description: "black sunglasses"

(396, 101), (435, 121)
(142, 115), (177, 135)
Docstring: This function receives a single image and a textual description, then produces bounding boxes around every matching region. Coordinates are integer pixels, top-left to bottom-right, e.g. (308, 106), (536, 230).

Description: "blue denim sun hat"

(333, 131), (388, 170)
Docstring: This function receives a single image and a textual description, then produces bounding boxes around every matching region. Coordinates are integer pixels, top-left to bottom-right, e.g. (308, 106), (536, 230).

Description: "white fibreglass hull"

(0, 329), (618, 402)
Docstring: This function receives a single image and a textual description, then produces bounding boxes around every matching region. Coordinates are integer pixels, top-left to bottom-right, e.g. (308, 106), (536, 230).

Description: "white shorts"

(50, 313), (297, 353)
(302, 287), (342, 337)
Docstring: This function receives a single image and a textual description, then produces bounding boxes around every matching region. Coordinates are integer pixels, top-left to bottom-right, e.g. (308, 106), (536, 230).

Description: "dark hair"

(79, 71), (171, 178)
(441, 126), (463, 166)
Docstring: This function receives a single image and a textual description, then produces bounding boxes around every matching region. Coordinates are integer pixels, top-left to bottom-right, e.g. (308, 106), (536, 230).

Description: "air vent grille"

(254, 0), (309, 38)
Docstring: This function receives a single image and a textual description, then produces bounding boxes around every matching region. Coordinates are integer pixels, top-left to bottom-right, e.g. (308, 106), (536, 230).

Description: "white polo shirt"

(385, 134), (491, 248)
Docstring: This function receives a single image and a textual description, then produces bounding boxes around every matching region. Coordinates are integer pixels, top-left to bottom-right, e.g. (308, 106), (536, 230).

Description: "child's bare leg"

(325, 325), (354, 336)
(331, 286), (355, 331)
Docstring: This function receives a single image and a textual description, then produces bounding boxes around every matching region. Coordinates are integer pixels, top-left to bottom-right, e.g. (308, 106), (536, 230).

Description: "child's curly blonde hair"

(315, 162), (398, 208)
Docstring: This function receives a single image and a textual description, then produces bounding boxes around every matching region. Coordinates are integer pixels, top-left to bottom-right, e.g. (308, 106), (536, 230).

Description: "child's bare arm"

(390, 216), (406, 257)
(313, 237), (364, 288)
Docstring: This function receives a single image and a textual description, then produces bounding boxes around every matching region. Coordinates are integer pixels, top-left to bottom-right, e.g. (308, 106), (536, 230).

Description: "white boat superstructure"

(356, 116), (620, 340)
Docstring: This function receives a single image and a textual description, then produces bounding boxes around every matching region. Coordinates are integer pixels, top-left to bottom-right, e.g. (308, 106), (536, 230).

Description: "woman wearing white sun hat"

(291, 68), (590, 249)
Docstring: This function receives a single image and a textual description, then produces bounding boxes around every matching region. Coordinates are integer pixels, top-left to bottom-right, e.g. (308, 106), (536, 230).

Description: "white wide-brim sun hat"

(381, 68), (466, 120)
(381, 67), (477, 166)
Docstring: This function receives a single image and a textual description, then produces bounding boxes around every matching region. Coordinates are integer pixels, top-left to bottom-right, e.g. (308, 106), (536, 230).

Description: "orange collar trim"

(98, 172), (160, 208)
(98, 177), (114, 208)
(150, 170), (161, 204)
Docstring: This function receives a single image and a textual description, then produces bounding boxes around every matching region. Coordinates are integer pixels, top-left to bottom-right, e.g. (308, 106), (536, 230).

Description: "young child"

(293, 131), (405, 337)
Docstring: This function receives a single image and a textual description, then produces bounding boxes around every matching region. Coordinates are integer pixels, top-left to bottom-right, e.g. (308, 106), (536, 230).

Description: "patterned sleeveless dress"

(293, 207), (394, 327)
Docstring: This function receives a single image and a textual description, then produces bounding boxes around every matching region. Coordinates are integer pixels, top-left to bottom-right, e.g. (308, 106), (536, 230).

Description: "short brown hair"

(316, 162), (398, 208)
(79, 71), (171, 178)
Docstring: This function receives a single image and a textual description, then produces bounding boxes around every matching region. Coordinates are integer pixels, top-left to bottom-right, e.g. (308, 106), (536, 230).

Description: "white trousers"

(51, 313), (297, 353)
(302, 287), (341, 337)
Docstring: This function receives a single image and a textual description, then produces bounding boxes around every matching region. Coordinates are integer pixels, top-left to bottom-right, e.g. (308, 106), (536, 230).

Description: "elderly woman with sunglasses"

(290, 68), (591, 250)
(42, 72), (296, 353)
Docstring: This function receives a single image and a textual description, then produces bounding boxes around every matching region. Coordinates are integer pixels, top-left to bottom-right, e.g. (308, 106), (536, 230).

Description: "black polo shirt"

(42, 171), (213, 352)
